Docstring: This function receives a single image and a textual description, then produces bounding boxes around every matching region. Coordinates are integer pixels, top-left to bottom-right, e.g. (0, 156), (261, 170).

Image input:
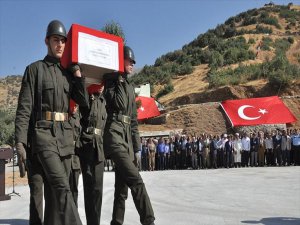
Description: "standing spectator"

(291, 129), (300, 165)
(209, 135), (217, 169)
(202, 134), (211, 169)
(272, 130), (282, 166)
(174, 136), (181, 169)
(281, 130), (291, 166)
(250, 133), (259, 167)
(264, 133), (274, 166)
(147, 138), (156, 171)
(191, 136), (198, 169)
(224, 135), (233, 168)
(141, 138), (149, 171)
(186, 136), (192, 169)
(241, 133), (251, 167)
(215, 135), (223, 169)
(258, 131), (265, 167)
(197, 135), (203, 169)
(290, 129), (297, 164)
(180, 136), (187, 169)
(220, 134), (228, 168)
(169, 137), (175, 169)
(157, 138), (165, 170)
(233, 133), (242, 168)
(164, 139), (170, 170)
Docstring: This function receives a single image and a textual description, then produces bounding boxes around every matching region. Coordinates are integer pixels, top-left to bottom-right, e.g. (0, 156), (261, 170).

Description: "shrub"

(287, 37), (294, 44)
(248, 38), (255, 44)
(268, 70), (292, 89)
(156, 82), (174, 99)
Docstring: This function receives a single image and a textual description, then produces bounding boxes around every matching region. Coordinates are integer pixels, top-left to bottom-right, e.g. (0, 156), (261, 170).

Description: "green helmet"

(46, 20), (67, 39)
(124, 46), (136, 64)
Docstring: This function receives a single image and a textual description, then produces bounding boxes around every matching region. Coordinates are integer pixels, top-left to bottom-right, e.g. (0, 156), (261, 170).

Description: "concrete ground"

(0, 164), (299, 225)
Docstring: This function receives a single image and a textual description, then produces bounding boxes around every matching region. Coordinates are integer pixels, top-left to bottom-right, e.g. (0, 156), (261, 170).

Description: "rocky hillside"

(134, 3), (300, 134)
(0, 75), (22, 109)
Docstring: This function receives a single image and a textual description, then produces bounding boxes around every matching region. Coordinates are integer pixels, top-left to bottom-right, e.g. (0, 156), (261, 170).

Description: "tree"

(102, 20), (126, 44)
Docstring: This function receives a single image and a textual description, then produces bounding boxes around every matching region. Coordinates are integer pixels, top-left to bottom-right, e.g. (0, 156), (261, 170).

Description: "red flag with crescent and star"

(220, 96), (297, 127)
(136, 96), (160, 121)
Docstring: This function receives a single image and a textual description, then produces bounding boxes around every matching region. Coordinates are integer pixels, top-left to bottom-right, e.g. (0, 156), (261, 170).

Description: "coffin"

(61, 24), (124, 85)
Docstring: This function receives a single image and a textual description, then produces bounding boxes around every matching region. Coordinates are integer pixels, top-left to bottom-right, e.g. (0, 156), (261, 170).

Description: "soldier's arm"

(71, 76), (89, 108)
(15, 65), (36, 146)
(68, 65), (89, 107)
(131, 97), (140, 153)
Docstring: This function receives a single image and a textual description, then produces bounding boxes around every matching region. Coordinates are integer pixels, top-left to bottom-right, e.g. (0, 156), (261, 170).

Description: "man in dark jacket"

(77, 83), (107, 225)
(103, 46), (155, 225)
(15, 20), (87, 225)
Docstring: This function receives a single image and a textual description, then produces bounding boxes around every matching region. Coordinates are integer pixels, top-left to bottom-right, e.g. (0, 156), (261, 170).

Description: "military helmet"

(46, 20), (67, 39)
(124, 46), (136, 64)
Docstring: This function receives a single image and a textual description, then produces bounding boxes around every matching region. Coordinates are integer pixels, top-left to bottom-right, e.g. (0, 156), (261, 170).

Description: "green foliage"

(261, 37), (273, 51)
(102, 21), (126, 44)
(273, 38), (291, 55)
(279, 7), (300, 22)
(287, 36), (294, 44)
(156, 82), (174, 99)
(0, 109), (15, 146)
(248, 38), (255, 44)
(208, 53), (300, 89)
(255, 25), (273, 34)
(132, 4), (299, 93)
(260, 16), (281, 29)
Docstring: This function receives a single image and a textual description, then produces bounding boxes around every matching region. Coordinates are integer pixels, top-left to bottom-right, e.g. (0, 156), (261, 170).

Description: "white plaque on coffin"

(78, 32), (119, 84)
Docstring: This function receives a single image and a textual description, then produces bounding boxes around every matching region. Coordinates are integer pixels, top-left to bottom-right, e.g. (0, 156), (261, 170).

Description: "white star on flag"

(258, 108), (268, 114)
(140, 106), (145, 111)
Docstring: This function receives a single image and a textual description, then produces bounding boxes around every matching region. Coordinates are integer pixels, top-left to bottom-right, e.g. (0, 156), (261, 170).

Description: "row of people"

(138, 128), (300, 171)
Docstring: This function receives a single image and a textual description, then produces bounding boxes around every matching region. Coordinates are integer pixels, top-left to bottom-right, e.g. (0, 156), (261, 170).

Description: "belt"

(42, 111), (68, 121)
(110, 113), (131, 125)
(85, 127), (102, 135)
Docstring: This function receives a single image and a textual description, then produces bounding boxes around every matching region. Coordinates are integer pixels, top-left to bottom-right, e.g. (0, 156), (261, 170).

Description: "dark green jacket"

(103, 72), (140, 161)
(79, 93), (107, 162)
(15, 55), (88, 157)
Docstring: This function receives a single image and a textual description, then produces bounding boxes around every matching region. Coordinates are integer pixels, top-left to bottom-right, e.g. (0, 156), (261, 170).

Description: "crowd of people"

(130, 128), (300, 171)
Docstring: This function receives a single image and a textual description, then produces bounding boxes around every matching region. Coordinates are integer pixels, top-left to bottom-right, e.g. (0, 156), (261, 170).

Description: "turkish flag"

(220, 96), (297, 127)
(136, 96), (160, 120)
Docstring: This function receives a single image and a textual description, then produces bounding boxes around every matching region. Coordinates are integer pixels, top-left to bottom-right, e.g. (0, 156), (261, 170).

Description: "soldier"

(15, 20), (87, 225)
(77, 83), (107, 225)
(103, 46), (155, 225)
(69, 100), (81, 206)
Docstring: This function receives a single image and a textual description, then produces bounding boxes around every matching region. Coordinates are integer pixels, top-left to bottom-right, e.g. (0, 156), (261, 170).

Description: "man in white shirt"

(241, 133), (251, 167)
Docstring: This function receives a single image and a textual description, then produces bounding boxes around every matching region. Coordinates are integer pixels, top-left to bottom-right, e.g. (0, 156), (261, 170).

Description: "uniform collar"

(44, 55), (61, 67)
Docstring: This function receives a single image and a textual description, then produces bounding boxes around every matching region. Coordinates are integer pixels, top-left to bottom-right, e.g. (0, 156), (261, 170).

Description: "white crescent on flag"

(238, 105), (261, 120)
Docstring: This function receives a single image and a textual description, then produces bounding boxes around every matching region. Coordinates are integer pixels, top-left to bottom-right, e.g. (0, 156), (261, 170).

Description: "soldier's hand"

(68, 64), (82, 78)
(133, 152), (140, 168)
(16, 142), (26, 178)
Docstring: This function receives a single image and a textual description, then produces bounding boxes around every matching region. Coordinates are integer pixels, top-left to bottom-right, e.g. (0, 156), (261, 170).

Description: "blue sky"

(0, 0), (297, 77)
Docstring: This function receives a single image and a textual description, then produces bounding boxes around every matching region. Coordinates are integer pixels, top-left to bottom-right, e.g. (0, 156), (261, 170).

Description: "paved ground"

(0, 164), (300, 225)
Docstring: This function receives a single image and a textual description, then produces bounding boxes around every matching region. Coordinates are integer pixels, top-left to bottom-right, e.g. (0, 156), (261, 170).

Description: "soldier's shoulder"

(27, 60), (44, 69)
(22, 60), (45, 79)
